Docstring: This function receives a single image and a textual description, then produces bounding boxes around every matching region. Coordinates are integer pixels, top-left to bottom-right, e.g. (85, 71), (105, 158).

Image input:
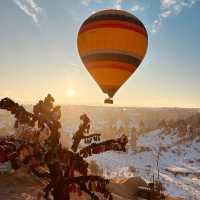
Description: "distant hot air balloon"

(77, 9), (148, 104)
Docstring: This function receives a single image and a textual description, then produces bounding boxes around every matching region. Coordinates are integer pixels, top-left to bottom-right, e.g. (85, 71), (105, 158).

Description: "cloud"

(81, 0), (92, 6)
(161, 0), (177, 8)
(131, 4), (145, 12)
(113, 0), (123, 10)
(81, 0), (124, 10)
(160, 10), (172, 18)
(12, 0), (43, 25)
(152, 0), (199, 33)
(81, 0), (103, 6)
(82, 0), (123, 9)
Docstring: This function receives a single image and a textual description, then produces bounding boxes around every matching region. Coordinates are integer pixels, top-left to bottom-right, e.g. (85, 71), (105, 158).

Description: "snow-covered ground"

(1, 106), (200, 199)
(88, 129), (200, 200)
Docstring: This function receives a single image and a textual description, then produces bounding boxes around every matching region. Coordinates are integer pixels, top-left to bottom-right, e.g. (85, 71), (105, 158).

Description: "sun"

(67, 88), (76, 97)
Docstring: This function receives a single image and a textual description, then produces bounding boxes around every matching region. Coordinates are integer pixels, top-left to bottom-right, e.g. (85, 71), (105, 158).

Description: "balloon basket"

(104, 98), (113, 104)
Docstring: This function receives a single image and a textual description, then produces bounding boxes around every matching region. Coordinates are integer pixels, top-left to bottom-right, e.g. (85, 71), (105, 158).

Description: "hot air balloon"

(77, 9), (148, 104)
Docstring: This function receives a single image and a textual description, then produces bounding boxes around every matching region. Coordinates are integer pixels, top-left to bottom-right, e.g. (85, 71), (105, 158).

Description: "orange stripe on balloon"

(85, 60), (137, 73)
(79, 20), (147, 37)
(78, 28), (148, 58)
(101, 85), (119, 98)
(101, 85), (121, 89)
(88, 67), (132, 96)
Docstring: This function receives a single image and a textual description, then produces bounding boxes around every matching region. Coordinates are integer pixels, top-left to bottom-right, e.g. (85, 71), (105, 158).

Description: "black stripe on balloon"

(82, 53), (141, 66)
(82, 14), (145, 29)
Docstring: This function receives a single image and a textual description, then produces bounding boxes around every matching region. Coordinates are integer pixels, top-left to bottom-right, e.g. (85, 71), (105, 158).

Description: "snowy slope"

(88, 129), (200, 200)
(1, 105), (200, 199)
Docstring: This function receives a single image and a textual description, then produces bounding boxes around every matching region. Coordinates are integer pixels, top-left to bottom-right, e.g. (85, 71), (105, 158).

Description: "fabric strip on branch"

(71, 115), (101, 152)
(0, 95), (118, 200)
(84, 133), (101, 144)
(79, 135), (128, 157)
(0, 98), (35, 127)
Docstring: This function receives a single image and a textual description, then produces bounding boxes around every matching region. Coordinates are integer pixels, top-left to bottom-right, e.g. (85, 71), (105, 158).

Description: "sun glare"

(67, 88), (76, 97)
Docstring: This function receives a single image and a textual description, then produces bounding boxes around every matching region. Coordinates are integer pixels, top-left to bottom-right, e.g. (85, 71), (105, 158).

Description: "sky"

(0, 0), (200, 107)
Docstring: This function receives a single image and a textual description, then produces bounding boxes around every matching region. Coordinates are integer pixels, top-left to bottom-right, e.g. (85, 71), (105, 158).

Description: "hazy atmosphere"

(0, 1), (200, 200)
(0, 0), (200, 107)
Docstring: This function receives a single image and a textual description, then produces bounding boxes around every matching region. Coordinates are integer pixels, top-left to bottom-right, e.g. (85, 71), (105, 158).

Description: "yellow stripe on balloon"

(78, 28), (147, 59)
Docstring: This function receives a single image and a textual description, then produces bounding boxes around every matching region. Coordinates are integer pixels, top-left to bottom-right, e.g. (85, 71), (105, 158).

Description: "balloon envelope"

(77, 9), (148, 100)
